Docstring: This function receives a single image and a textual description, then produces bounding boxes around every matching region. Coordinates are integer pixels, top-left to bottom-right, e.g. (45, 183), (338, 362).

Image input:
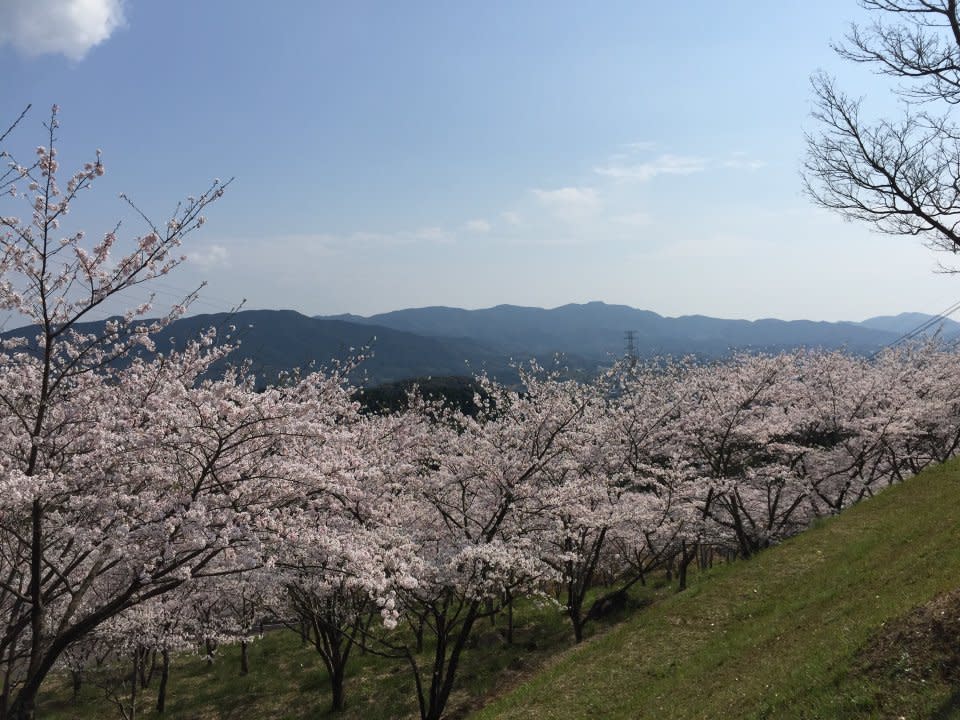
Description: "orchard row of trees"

(26, 338), (960, 720)
(4, 94), (960, 718)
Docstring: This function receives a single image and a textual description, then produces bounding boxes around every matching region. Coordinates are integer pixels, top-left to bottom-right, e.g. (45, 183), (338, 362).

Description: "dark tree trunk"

(156, 649), (170, 714)
(569, 609), (584, 644)
(414, 601), (482, 720)
(330, 665), (345, 712)
(129, 651), (138, 720)
(240, 641), (249, 676)
(204, 638), (217, 666)
(296, 604), (363, 714)
(414, 617), (425, 654)
(138, 646), (155, 688)
(677, 540), (697, 593)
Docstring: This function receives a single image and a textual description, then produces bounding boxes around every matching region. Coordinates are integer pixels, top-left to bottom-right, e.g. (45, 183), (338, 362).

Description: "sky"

(2, 0), (959, 322)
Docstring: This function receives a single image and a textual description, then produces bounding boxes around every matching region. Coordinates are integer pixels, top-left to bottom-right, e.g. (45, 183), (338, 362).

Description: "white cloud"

(0, 0), (125, 60)
(594, 153), (707, 181)
(187, 243), (229, 268)
(613, 212), (653, 227)
(501, 211), (522, 226)
(722, 153), (766, 171)
(463, 219), (491, 233)
(532, 186), (600, 222)
(408, 226), (451, 243)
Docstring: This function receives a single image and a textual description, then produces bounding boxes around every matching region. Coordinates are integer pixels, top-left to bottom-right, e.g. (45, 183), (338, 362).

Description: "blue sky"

(2, 0), (958, 321)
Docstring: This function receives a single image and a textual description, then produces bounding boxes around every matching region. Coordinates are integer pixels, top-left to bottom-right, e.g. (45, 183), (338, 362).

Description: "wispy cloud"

(408, 226), (449, 242)
(188, 243), (229, 268)
(0, 0), (125, 60)
(233, 143), (763, 262)
(722, 152), (766, 171)
(594, 153), (707, 181)
(463, 219), (491, 233)
(531, 186), (600, 222)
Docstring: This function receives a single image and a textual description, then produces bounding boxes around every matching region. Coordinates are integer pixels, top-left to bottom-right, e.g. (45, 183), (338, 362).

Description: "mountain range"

(321, 302), (960, 380)
(6, 303), (959, 385)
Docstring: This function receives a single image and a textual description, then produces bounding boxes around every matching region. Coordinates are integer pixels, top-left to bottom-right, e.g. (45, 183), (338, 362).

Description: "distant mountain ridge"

(6, 303), (958, 385)
(859, 311), (960, 337)
(321, 302), (960, 368)
(1, 310), (509, 386)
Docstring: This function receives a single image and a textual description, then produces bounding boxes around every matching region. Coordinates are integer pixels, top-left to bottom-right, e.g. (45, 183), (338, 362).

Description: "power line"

(871, 297), (960, 358)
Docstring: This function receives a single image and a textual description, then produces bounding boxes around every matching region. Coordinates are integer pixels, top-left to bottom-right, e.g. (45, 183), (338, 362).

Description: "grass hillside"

(474, 460), (960, 720)
(37, 461), (960, 719)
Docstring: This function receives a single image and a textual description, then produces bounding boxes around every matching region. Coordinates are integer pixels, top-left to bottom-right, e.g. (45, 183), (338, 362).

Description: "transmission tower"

(624, 330), (638, 367)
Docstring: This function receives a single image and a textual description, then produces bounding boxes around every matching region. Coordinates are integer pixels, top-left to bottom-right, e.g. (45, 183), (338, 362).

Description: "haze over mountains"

(7, 302), (959, 385)
(327, 301), (960, 359)
(319, 302), (960, 380)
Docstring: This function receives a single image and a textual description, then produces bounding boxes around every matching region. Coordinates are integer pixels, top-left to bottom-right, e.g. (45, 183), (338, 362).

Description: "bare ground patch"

(855, 587), (960, 717)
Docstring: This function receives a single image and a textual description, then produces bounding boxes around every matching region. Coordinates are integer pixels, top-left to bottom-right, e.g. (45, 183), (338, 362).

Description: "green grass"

(473, 460), (960, 720)
(35, 582), (660, 719)
(37, 461), (960, 719)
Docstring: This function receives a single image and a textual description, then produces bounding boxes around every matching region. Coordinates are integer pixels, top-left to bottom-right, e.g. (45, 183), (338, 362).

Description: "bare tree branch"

(804, 0), (960, 259)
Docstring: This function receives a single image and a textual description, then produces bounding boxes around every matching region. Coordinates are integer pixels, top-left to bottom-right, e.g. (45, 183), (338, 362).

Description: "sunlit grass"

(473, 459), (960, 719)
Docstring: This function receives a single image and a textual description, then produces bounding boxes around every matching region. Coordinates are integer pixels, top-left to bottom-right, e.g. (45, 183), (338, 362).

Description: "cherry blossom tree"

(789, 349), (916, 515)
(0, 106), (346, 720)
(333, 377), (574, 720)
(876, 342), (960, 479)
(671, 354), (812, 558)
(607, 360), (703, 591)
(521, 369), (638, 642)
(270, 396), (376, 713)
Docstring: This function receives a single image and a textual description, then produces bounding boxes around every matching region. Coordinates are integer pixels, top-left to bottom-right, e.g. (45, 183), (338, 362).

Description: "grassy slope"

(474, 460), (960, 720)
(35, 589), (623, 719)
(38, 462), (960, 719)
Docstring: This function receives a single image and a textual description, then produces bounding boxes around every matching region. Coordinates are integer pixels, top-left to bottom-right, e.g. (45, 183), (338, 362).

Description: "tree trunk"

(570, 611), (584, 643)
(156, 649), (170, 714)
(138, 646), (155, 688)
(330, 666), (345, 712)
(240, 641), (249, 676)
(129, 651), (138, 720)
(677, 540), (698, 592)
(413, 614), (425, 654)
(204, 638), (216, 666)
(418, 603), (481, 720)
